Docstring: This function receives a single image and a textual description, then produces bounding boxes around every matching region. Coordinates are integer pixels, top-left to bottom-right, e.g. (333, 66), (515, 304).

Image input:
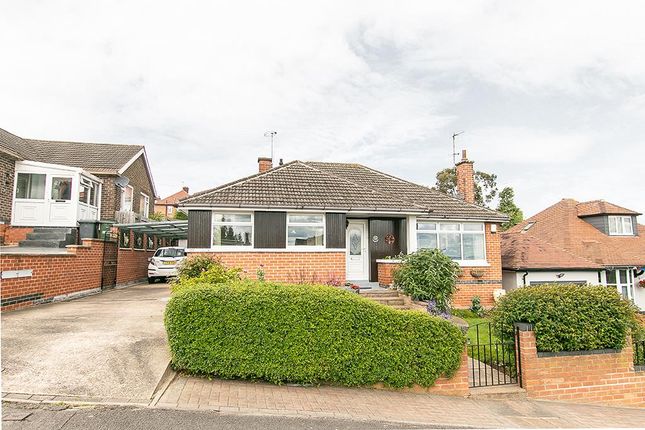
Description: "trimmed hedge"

(491, 284), (637, 352)
(165, 282), (465, 388)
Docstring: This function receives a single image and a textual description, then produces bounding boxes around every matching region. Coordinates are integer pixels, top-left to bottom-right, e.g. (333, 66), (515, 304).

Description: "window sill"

(457, 260), (490, 267)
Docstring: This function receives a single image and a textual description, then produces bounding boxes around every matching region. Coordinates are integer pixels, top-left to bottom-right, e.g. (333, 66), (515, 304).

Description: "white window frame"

(608, 216), (633, 236)
(15, 172), (47, 200)
(211, 211), (254, 249)
(140, 192), (150, 219)
(606, 268), (635, 301)
(415, 220), (487, 265)
(121, 185), (134, 212)
(79, 177), (99, 208)
(286, 213), (326, 249)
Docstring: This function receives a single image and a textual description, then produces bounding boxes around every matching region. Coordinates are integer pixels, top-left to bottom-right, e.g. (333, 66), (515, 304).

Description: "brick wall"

(377, 261), (398, 287)
(191, 251), (346, 284)
(98, 175), (118, 220)
(0, 153), (16, 223)
(517, 327), (645, 407)
(454, 223), (502, 308)
(0, 226), (33, 246)
(116, 244), (155, 285)
(0, 239), (110, 311)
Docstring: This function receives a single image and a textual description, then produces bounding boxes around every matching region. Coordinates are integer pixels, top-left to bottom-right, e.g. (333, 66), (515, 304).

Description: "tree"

(149, 211), (166, 221)
(173, 210), (188, 220)
(434, 167), (498, 207)
(496, 187), (523, 230)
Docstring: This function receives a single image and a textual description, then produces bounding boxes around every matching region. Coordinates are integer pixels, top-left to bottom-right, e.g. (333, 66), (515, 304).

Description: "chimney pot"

(279, 158), (284, 166)
(461, 149), (468, 161)
(182, 186), (189, 193)
(258, 157), (273, 173)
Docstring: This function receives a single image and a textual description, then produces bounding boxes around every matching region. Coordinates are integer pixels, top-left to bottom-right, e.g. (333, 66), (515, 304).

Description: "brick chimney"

(258, 157), (273, 173)
(182, 186), (189, 193)
(455, 149), (475, 204)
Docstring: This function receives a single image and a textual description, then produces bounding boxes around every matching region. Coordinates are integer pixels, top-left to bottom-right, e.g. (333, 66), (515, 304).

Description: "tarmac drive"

(1, 284), (171, 403)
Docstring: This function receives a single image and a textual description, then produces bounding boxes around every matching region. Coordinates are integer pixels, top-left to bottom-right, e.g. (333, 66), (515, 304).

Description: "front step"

(361, 290), (416, 310)
(19, 227), (76, 248)
(469, 385), (527, 400)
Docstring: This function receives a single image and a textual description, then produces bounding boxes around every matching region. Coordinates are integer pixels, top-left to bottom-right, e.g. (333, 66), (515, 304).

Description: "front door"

(346, 220), (368, 280)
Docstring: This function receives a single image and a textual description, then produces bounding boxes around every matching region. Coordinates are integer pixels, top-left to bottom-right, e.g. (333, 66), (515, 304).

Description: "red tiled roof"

(502, 199), (645, 269)
(156, 189), (189, 206)
(576, 200), (641, 217)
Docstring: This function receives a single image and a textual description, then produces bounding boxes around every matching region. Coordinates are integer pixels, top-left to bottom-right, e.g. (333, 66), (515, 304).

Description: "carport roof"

(114, 220), (188, 239)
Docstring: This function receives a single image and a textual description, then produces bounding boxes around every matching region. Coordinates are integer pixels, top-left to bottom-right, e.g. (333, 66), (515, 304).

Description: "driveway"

(1, 284), (170, 403)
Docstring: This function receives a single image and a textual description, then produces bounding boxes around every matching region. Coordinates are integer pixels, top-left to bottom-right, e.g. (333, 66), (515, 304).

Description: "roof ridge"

(26, 138), (143, 148)
(181, 160), (301, 204)
(302, 162), (432, 212)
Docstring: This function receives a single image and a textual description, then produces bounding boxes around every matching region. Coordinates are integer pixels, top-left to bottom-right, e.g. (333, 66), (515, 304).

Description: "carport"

(114, 220), (188, 243)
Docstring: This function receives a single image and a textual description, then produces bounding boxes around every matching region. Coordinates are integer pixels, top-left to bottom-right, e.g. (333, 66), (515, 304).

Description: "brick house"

(501, 198), (645, 310)
(0, 127), (157, 246)
(154, 187), (189, 219)
(180, 151), (508, 307)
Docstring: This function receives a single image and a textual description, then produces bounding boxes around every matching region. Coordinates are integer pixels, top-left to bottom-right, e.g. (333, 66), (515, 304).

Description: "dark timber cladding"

(188, 210), (212, 248)
(368, 218), (405, 282)
(326, 213), (347, 249)
(254, 211), (287, 248)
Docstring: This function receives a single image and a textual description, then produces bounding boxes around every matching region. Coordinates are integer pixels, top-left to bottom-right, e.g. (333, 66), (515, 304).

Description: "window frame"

(15, 172), (46, 200)
(608, 216), (633, 236)
(286, 213), (326, 248)
(140, 192), (150, 219)
(120, 185), (134, 212)
(415, 220), (487, 264)
(50, 176), (73, 201)
(211, 211), (254, 248)
(79, 177), (99, 208)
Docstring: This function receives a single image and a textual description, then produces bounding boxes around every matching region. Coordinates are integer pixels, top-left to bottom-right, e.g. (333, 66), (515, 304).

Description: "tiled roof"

(156, 188), (190, 205)
(502, 199), (645, 269)
(0, 128), (35, 159)
(576, 200), (641, 217)
(182, 160), (508, 221)
(24, 139), (143, 175)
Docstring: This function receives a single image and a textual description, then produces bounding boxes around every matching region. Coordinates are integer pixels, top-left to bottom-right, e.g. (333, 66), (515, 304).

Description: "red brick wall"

(0, 239), (109, 311)
(374, 347), (469, 397)
(190, 251), (346, 284)
(0, 153), (16, 223)
(116, 240), (155, 286)
(0, 226), (34, 246)
(518, 329), (645, 407)
(453, 223), (502, 309)
(377, 261), (398, 287)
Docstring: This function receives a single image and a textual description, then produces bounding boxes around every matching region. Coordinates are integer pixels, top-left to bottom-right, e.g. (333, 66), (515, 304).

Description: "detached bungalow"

(180, 151), (508, 307)
(501, 198), (645, 310)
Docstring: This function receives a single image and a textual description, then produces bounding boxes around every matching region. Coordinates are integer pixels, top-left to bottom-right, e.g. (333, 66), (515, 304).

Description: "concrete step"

(469, 385), (527, 400)
(371, 297), (405, 306)
(18, 239), (64, 248)
(19, 227), (75, 248)
(26, 231), (69, 240)
(361, 290), (400, 298)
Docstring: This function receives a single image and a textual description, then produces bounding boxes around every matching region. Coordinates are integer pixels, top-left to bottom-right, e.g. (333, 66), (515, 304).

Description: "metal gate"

(101, 231), (118, 289)
(467, 322), (520, 388)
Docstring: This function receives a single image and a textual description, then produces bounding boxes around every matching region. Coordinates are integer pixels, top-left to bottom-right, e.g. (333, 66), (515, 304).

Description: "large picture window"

(287, 214), (324, 247)
(212, 213), (252, 246)
(15, 173), (46, 199)
(416, 221), (486, 261)
(608, 216), (633, 235)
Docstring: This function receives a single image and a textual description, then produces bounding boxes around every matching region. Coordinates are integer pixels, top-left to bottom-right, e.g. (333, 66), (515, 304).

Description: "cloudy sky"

(1, 1), (644, 219)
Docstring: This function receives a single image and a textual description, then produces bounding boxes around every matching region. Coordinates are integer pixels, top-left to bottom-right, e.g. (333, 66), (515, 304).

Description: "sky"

(1, 1), (644, 220)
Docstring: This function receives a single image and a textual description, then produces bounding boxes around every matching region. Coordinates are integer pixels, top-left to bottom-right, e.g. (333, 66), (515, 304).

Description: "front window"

(121, 186), (133, 211)
(79, 179), (99, 207)
(212, 213), (252, 246)
(15, 173), (46, 199)
(287, 214), (324, 247)
(606, 268), (635, 300)
(140, 193), (150, 219)
(608, 216), (633, 235)
(416, 221), (486, 261)
(51, 177), (72, 201)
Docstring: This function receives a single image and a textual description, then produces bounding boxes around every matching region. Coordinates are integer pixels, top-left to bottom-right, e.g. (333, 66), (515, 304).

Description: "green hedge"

(491, 284), (637, 352)
(165, 282), (465, 388)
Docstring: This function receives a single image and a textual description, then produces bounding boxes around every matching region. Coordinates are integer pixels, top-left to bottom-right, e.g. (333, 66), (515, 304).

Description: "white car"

(147, 247), (187, 283)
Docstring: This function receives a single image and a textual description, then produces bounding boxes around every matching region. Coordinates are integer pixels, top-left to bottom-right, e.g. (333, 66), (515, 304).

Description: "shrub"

(392, 249), (460, 310)
(165, 281), (465, 388)
(491, 284), (637, 352)
(172, 256), (241, 294)
(469, 296), (484, 317)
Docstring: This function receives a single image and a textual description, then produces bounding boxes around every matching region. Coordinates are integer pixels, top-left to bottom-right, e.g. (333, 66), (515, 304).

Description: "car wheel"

(148, 277), (155, 284)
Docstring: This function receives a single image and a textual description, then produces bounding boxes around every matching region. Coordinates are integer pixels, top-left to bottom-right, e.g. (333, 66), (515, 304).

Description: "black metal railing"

(635, 339), (645, 367)
(467, 322), (518, 388)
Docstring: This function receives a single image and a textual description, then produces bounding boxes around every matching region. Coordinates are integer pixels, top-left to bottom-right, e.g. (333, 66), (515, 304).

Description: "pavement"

(1, 402), (423, 430)
(1, 283), (170, 404)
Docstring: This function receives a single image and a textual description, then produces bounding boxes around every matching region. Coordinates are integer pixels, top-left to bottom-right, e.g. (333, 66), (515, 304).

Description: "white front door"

(346, 220), (369, 280)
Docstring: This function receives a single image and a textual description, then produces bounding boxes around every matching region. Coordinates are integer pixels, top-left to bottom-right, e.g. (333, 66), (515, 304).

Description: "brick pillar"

(455, 149), (475, 204)
(258, 157), (273, 173)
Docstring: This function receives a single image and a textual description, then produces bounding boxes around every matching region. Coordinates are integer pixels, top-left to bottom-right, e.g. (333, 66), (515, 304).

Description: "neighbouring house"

(179, 151), (508, 307)
(501, 198), (645, 310)
(154, 186), (189, 219)
(0, 127), (157, 246)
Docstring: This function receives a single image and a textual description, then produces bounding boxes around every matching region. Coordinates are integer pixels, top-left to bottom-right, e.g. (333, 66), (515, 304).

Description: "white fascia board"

(117, 148), (158, 197)
(16, 160), (103, 183)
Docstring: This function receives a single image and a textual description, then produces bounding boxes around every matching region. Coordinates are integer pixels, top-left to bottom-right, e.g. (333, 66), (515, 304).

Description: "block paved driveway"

(1, 284), (170, 404)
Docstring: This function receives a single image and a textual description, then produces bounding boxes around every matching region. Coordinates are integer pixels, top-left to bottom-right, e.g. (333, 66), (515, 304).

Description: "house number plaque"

(372, 235), (379, 243)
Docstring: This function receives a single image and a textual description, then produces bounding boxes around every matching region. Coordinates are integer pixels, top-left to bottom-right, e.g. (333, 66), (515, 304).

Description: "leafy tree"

(496, 187), (523, 230)
(149, 211), (166, 221)
(435, 167), (498, 207)
(173, 210), (188, 220)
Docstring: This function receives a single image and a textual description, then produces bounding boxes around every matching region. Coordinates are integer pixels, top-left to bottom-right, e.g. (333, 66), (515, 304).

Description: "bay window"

(212, 213), (252, 246)
(416, 221), (486, 261)
(287, 214), (324, 247)
(608, 216), (633, 235)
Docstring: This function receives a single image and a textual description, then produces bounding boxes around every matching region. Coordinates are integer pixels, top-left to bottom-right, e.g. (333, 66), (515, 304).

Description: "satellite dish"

(114, 176), (130, 189)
